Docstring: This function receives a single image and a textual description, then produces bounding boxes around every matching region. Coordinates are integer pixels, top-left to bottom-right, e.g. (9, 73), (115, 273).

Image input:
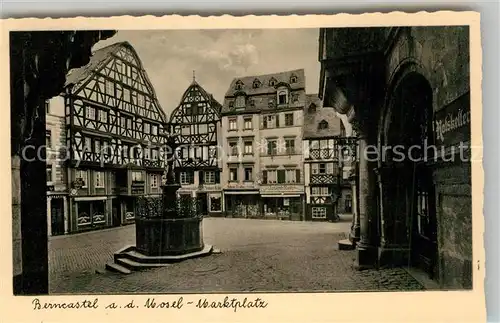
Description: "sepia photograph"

(4, 13), (485, 321)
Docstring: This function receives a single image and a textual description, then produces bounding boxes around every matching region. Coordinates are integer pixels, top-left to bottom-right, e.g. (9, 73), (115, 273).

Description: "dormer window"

(308, 103), (317, 114)
(318, 120), (329, 130)
(290, 74), (298, 84)
(269, 77), (277, 87)
(277, 90), (288, 105)
(235, 95), (245, 108)
(253, 79), (261, 89)
(235, 80), (244, 91)
(229, 101), (234, 109)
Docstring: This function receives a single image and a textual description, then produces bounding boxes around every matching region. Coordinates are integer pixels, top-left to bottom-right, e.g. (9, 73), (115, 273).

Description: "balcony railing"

(310, 174), (338, 184)
(309, 148), (337, 160)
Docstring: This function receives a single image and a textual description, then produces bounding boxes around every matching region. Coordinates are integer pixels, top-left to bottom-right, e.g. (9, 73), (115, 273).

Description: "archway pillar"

(375, 164), (411, 267)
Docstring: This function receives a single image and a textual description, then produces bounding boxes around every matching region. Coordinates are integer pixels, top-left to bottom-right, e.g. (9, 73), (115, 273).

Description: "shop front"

(71, 196), (109, 232)
(260, 185), (305, 221)
(223, 189), (260, 218)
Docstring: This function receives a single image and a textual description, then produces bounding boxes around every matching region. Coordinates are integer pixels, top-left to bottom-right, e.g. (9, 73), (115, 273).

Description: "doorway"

(112, 198), (121, 227)
(197, 193), (208, 215)
(386, 72), (438, 278)
(50, 198), (65, 236)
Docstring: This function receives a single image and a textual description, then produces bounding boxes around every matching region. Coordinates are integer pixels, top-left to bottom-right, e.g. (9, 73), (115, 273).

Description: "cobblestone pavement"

(49, 217), (424, 294)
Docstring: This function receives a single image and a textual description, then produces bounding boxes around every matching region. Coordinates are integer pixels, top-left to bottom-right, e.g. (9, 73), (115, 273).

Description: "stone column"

(47, 197), (52, 237)
(63, 197), (69, 234)
(375, 165), (411, 267)
(349, 165), (360, 244)
(356, 135), (378, 269)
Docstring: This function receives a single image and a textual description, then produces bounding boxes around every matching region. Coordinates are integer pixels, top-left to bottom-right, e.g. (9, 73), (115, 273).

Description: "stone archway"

(376, 70), (438, 278)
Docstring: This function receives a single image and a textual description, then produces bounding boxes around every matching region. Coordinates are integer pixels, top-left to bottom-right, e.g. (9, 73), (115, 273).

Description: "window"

(285, 138), (295, 154)
(229, 168), (238, 181)
(124, 88), (130, 102)
(227, 141), (238, 156)
(205, 171), (215, 184)
(269, 78), (277, 86)
(95, 171), (104, 188)
(229, 118), (237, 131)
(312, 207), (327, 219)
(45, 100), (50, 114)
(319, 163), (327, 174)
(94, 140), (101, 154)
(318, 120), (329, 130)
(263, 115), (277, 128)
(98, 110), (107, 123)
(151, 125), (158, 135)
(290, 75), (298, 84)
(266, 170), (277, 184)
(210, 196), (221, 212)
(86, 106), (96, 120)
(229, 101), (234, 109)
(144, 123), (150, 134)
(75, 170), (88, 188)
(253, 79), (261, 88)
(244, 117), (252, 130)
(132, 171), (143, 182)
(152, 149), (158, 160)
(137, 93), (145, 107)
(84, 137), (91, 151)
(180, 171), (193, 185)
(126, 118), (132, 130)
(278, 90), (288, 105)
(312, 187), (329, 196)
(150, 174), (158, 188)
(105, 81), (114, 96)
(244, 167), (253, 181)
(267, 139), (277, 156)
(285, 169), (296, 183)
(46, 165), (53, 183)
(285, 113), (294, 126)
(235, 95), (245, 108)
(244, 141), (253, 155)
(235, 81), (243, 90)
(46, 130), (52, 148)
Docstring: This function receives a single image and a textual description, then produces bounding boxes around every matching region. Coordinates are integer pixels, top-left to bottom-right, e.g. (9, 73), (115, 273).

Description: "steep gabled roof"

(224, 68), (305, 97)
(303, 94), (344, 139)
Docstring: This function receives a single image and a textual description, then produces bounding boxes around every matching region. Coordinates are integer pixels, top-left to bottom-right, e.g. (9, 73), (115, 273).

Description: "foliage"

(136, 195), (202, 219)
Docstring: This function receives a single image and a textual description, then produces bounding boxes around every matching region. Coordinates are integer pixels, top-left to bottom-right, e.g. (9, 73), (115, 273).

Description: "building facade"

(221, 69), (306, 220)
(319, 27), (472, 289)
(303, 94), (353, 222)
(169, 79), (223, 217)
(58, 41), (168, 234)
(46, 99), (69, 236)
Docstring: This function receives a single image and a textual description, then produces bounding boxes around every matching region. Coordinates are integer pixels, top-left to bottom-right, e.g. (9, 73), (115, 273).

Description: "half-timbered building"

(303, 94), (352, 221)
(61, 41), (168, 233)
(169, 78), (223, 216)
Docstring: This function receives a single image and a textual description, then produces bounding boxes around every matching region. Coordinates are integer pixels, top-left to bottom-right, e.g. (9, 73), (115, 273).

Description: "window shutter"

(277, 170), (286, 184)
(275, 115), (280, 127)
(199, 171), (204, 184)
(262, 170), (268, 184)
(190, 171), (195, 184)
(296, 169), (301, 183)
(215, 170), (220, 183)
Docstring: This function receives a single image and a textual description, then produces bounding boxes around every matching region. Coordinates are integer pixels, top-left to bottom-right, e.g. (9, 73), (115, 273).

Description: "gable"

(70, 44), (166, 123)
(170, 83), (220, 125)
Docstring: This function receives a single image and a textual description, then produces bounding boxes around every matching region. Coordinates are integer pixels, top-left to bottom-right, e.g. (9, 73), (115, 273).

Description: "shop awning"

(74, 196), (108, 201)
(261, 194), (301, 198)
(224, 191), (260, 195)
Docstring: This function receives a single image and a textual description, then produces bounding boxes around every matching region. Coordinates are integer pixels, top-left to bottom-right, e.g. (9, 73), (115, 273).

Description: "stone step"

(105, 262), (131, 274)
(116, 257), (171, 270)
(338, 239), (356, 250)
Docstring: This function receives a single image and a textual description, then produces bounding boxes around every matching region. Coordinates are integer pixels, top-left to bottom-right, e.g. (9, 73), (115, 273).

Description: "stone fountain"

(106, 135), (214, 274)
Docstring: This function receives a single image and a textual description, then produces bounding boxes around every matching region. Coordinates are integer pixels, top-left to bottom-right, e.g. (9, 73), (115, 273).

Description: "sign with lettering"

(260, 184), (304, 194)
(433, 92), (471, 147)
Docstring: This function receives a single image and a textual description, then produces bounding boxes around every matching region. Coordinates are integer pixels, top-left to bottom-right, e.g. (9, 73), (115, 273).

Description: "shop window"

(77, 201), (91, 226)
(210, 196), (222, 212)
(312, 207), (327, 219)
(92, 201), (106, 224)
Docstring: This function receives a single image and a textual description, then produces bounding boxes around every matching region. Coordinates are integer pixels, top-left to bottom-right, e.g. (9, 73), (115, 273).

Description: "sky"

(93, 29), (321, 117)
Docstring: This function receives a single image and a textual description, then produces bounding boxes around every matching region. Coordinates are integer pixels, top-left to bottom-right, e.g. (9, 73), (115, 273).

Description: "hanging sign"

(433, 92), (471, 147)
